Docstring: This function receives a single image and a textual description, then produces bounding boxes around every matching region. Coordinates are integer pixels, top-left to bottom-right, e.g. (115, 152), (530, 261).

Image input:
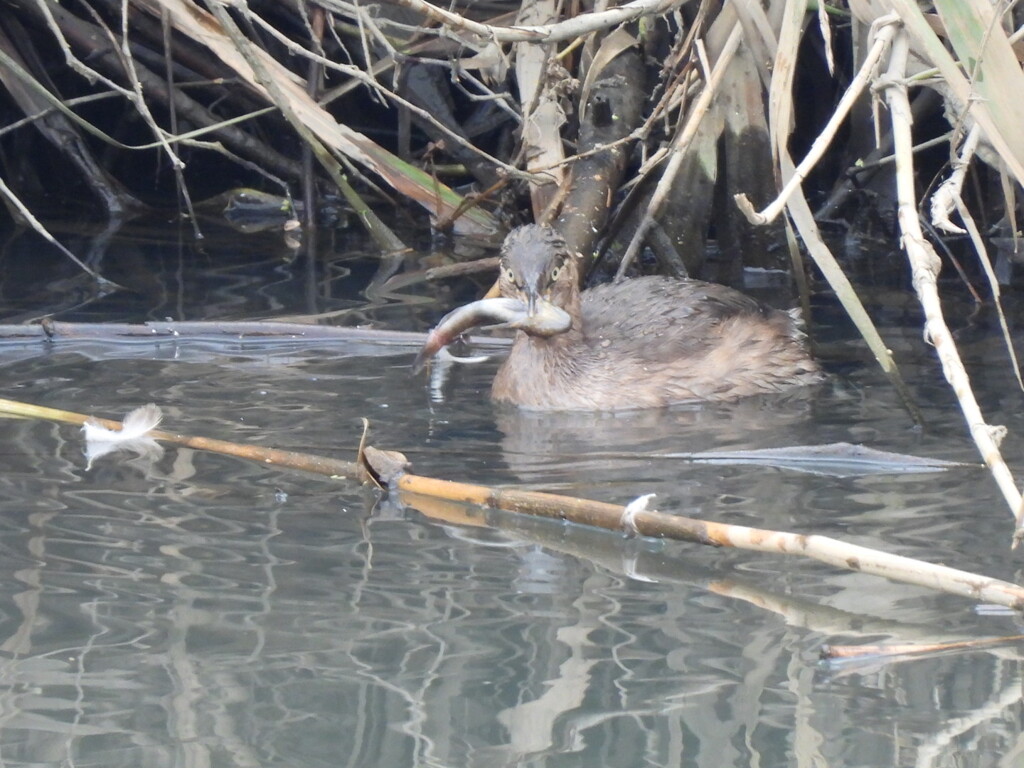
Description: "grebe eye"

(550, 265), (562, 281)
(502, 266), (516, 283)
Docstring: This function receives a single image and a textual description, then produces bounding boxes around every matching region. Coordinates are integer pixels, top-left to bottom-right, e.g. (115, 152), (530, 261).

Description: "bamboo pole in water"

(1, 396), (1023, 610)
(383, 467), (1024, 610)
(0, 398), (365, 481)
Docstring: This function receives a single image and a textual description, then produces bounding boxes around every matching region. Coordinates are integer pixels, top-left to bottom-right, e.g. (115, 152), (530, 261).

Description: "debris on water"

(82, 403), (164, 470)
(672, 442), (971, 478)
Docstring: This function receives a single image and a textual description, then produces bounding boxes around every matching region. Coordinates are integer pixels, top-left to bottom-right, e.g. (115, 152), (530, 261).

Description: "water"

(0, 220), (1022, 767)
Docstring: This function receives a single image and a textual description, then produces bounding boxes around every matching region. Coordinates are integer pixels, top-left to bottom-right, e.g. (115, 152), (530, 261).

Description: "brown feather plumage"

(491, 225), (821, 410)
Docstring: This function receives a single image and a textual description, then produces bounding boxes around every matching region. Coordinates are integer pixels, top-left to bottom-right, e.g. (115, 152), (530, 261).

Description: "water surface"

(0, 221), (1021, 767)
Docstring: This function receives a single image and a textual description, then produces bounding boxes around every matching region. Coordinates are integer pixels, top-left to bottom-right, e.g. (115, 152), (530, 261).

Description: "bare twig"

(339, 0), (685, 45)
(931, 125), (980, 234)
(0, 397), (366, 481)
(743, 9), (918, 418)
(233, 2), (522, 181)
(136, 0), (498, 235)
(7, 0), (303, 181)
(205, 0), (406, 253)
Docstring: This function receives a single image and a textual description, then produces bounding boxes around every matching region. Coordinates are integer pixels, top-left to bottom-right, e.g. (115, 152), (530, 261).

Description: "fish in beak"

(412, 296), (571, 373)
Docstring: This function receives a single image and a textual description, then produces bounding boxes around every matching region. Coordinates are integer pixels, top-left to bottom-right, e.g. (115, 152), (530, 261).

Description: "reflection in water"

(0, 216), (456, 333)
(494, 391), (819, 484)
(0, 225), (1022, 767)
(0, 343), (1019, 768)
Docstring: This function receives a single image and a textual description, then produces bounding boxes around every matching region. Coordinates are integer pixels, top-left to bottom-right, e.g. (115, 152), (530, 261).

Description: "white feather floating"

(82, 403), (162, 442)
(620, 493), (656, 537)
(83, 404), (163, 469)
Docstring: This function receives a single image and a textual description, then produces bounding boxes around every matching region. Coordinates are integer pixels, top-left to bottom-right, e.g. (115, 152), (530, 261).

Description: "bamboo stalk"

(0, 398), (365, 482)
(4, 395), (1023, 609)
(389, 473), (1024, 609)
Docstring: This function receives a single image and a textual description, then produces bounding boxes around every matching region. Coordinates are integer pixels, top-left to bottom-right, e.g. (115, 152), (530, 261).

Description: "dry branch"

(0, 21), (140, 217)
(388, 471), (1024, 609)
(7, 0), (303, 179)
(229, 2), (518, 188)
(880, 31), (1024, 540)
(369, 0), (684, 44)
(132, 0), (498, 236)
(203, 0), (405, 253)
(738, 5), (918, 416)
(0, 397), (366, 480)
